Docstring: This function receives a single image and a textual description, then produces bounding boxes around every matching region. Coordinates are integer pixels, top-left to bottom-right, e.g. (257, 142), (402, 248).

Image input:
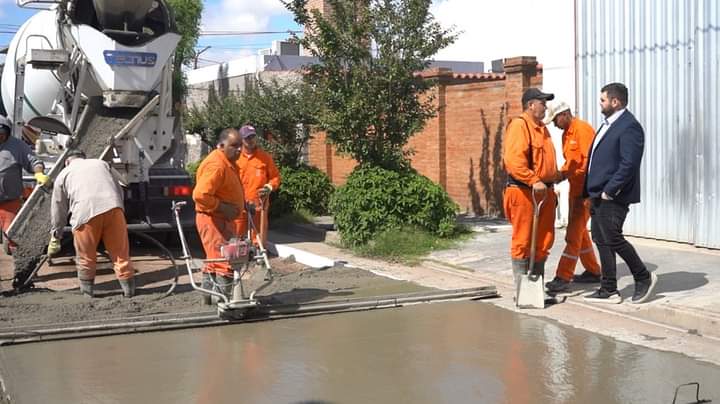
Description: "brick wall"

(307, 57), (543, 216)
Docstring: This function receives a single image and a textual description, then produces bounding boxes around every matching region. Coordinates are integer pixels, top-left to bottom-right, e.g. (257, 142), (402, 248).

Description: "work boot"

(200, 272), (215, 305)
(573, 270), (601, 283)
(119, 278), (136, 298)
(545, 276), (571, 293)
(511, 259), (529, 299)
(531, 259), (546, 276)
(532, 260), (557, 303)
(215, 275), (233, 300)
(79, 279), (94, 297)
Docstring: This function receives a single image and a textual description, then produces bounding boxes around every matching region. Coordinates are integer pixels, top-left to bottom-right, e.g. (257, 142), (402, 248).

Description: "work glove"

(47, 236), (61, 257)
(34, 172), (50, 186)
(217, 202), (240, 220)
(258, 183), (273, 197)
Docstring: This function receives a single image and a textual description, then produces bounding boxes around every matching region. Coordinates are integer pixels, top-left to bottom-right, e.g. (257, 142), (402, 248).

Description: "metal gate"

(576, 0), (720, 248)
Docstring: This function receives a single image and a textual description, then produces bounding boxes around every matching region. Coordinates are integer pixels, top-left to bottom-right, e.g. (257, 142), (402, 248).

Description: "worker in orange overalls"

(192, 128), (245, 303)
(544, 102), (602, 293)
(236, 125), (281, 247)
(503, 88), (559, 294)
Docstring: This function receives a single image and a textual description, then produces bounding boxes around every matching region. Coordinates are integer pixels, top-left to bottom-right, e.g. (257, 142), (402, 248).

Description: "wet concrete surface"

(1, 300), (718, 404)
(0, 236), (429, 329)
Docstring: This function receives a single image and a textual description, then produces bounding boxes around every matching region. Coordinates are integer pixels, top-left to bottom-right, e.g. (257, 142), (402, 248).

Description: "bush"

(271, 165), (335, 219)
(330, 166), (458, 246)
(185, 158), (204, 184)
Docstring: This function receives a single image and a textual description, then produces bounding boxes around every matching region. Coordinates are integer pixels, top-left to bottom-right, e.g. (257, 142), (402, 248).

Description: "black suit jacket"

(584, 110), (644, 205)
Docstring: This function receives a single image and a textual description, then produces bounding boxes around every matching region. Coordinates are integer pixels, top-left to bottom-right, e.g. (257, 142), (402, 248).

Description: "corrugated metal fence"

(576, 0), (719, 248)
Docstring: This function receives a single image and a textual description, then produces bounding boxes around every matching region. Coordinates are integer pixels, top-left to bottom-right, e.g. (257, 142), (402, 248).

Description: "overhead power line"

(199, 30), (302, 36)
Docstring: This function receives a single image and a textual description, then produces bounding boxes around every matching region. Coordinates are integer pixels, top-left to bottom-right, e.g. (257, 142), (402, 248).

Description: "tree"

(183, 76), (318, 169)
(241, 77), (319, 168)
(283, 0), (457, 170)
(166, 0), (203, 104)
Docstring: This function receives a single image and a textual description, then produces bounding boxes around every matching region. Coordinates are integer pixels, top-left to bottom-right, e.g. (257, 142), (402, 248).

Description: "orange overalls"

(236, 148), (280, 246)
(0, 199), (21, 250)
(192, 149), (245, 277)
(554, 117), (601, 281)
(503, 112), (558, 263)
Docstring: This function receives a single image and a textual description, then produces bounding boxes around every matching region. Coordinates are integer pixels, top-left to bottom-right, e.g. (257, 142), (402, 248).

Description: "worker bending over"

(236, 125), (280, 246)
(49, 150), (134, 297)
(192, 128), (245, 303)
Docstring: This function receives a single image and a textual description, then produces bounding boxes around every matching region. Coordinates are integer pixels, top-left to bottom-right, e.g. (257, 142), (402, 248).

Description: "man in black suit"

(583, 82), (657, 304)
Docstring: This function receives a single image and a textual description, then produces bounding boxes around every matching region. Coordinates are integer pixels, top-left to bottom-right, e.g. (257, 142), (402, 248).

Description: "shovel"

(516, 189), (546, 309)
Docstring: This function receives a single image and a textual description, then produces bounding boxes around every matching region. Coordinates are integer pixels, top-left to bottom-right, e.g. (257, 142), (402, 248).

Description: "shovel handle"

(528, 189), (547, 273)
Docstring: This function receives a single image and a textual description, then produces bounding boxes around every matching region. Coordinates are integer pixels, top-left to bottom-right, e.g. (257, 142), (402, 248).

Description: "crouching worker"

(236, 125), (280, 247)
(192, 128), (245, 304)
(49, 150), (135, 297)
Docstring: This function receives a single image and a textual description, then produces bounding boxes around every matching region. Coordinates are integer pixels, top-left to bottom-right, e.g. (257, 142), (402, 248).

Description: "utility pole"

(193, 46), (211, 69)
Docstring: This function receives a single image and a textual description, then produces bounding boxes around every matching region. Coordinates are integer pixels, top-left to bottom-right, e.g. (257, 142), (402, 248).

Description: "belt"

(506, 177), (554, 189)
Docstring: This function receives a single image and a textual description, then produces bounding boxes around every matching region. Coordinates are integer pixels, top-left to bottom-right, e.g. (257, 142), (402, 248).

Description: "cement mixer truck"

(1, 0), (195, 287)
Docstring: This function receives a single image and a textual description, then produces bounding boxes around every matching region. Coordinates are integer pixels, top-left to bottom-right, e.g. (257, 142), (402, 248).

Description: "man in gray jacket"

(0, 115), (48, 251)
(49, 150), (135, 297)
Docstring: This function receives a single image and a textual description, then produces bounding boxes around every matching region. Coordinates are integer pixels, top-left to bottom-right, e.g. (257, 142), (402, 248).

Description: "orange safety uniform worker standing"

(503, 88), (559, 291)
(236, 125), (280, 246)
(192, 128), (245, 303)
(49, 150), (134, 298)
(544, 102), (602, 293)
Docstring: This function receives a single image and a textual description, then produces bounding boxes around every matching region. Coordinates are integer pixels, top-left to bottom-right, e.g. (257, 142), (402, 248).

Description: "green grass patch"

(353, 225), (473, 265)
(270, 208), (314, 228)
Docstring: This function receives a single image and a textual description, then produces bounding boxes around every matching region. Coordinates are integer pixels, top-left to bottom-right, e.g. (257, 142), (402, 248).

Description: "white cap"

(543, 101), (571, 125)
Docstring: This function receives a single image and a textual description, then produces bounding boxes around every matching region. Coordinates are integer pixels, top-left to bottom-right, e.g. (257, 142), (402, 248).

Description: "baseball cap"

(522, 88), (555, 106)
(0, 116), (11, 134)
(543, 101), (571, 125)
(239, 125), (257, 139)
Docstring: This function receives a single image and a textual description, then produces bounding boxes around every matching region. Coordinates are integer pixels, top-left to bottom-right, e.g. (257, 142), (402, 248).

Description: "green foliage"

(166, 0), (203, 103)
(354, 226), (460, 265)
(270, 208), (315, 229)
(183, 78), (317, 169)
(184, 85), (246, 146)
(329, 166), (458, 246)
(240, 78), (319, 168)
(185, 158), (203, 184)
(272, 165), (335, 218)
(283, 0), (457, 170)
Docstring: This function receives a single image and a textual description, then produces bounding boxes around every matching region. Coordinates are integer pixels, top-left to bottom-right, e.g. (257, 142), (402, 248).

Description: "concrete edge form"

(0, 287), (498, 346)
(266, 241), (339, 268)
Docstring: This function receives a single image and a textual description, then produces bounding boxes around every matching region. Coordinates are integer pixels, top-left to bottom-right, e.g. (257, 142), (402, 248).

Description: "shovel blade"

(517, 274), (545, 309)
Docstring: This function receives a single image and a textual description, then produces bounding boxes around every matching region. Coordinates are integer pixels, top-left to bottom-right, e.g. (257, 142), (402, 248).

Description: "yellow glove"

(34, 172), (50, 186)
(47, 236), (61, 256)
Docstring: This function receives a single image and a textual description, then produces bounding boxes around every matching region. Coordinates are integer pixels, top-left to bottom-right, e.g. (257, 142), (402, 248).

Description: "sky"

(0, 0), (576, 103)
(2, 0), (571, 65)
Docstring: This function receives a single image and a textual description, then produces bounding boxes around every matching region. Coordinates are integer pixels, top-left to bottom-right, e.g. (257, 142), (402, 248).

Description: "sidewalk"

(268, 217), (720, 365)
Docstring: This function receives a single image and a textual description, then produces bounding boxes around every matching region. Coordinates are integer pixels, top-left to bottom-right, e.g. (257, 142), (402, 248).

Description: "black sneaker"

(545, 277), (571, 293)
(631, 272), (658, 304)
(573, 270), (601, 283)
(583, 288), (622, 304)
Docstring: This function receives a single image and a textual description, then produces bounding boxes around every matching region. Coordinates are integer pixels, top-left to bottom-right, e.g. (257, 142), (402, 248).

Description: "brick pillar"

(503, 56), (540, 119)
(417, 67), (453, 188)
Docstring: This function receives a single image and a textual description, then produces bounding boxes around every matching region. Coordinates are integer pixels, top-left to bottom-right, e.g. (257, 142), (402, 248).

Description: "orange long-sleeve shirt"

(237, 148), (281, 203)
(192, 149), (245, 214)
(560, 117), (596, 197)
(503, 112), (559, 186)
